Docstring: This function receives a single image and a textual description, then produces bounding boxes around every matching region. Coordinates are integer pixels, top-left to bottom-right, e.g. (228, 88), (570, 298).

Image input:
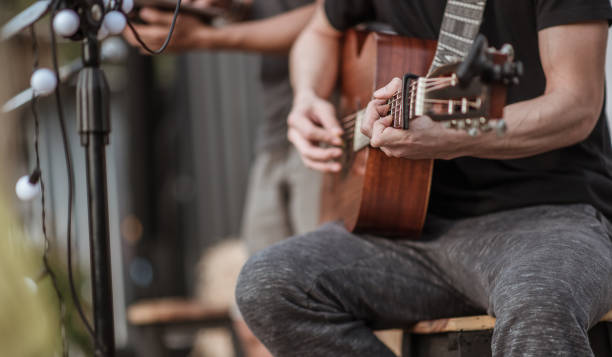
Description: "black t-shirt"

(250, 0), (314, 152)
(324, 0), (612, 220)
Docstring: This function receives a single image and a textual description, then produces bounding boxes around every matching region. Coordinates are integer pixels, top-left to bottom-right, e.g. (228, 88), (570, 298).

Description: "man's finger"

(362, 99), (388, 138)
(373, 77), (402, 100)
(302, 157), (342, 173)
(312, 100), (343, 137)
(288, 129), (343, 162)
(289, 112), (343, 146)
(380, 147), (394, 157)
(140, 7), (175, 25)
(369, 115), (394, 148)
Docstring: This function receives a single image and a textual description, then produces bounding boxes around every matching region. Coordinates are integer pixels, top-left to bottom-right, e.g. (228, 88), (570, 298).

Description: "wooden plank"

(411, 315), (496, 334)
(411, 309), (612, 334)
(127, 298), (230, 326)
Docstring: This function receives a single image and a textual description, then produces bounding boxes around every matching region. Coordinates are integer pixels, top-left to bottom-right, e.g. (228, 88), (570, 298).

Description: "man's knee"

(493, 269), (592, 325)
(235, 240), (310, 324)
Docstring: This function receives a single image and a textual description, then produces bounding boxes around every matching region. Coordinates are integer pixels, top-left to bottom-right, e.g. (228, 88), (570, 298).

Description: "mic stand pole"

(77, 33), (115, 356)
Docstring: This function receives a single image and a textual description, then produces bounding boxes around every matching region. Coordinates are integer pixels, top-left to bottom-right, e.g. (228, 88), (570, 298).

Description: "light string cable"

(29, 24), (69, 357)
(126, 0), (183, 54)
(48, 0), (105, 354)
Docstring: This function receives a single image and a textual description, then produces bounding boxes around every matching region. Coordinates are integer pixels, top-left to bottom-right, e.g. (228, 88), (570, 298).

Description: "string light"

(30, 68), (57, 96)
(122, 0), (134, 14)
(15, 175), (41, 201)
(103, 11), (127, 35)
(52, 9), (80, 38)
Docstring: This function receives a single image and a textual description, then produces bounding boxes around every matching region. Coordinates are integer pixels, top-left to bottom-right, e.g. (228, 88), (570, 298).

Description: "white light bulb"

(15, 175), (41, 201)
(101, 37), (129, 63)
(24, 277), (38, 294)
(97, 25), (109, 41)
(30, 68), (57, 96)
(103, 11), (127, 35)
(122, 0), (134, 14)
(53, 9), (80, 38)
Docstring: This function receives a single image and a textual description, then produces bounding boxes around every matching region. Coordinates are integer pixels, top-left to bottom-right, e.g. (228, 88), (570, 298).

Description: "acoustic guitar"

(319, 29), (521, 238)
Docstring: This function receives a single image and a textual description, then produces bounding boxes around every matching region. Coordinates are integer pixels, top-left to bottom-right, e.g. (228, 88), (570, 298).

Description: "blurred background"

(0, 1), (611, 356)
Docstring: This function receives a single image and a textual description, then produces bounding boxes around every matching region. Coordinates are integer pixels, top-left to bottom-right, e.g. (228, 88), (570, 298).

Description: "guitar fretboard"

(428, 0), (486, 75)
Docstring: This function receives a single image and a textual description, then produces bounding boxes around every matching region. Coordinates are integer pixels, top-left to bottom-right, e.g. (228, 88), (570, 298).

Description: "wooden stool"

(402, 310), (612, 357)
(127, 298), (243, 357)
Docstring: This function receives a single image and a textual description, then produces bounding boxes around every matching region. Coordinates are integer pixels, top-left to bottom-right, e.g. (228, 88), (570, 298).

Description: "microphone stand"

(75, 6), (115, 357)
(3, 0), (124, 354)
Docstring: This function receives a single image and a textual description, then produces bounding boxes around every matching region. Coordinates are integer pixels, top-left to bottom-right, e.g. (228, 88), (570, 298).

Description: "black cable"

(30, 24), (69, 357)
(48, 3), (105, 354)
(126, 0), (183, 55)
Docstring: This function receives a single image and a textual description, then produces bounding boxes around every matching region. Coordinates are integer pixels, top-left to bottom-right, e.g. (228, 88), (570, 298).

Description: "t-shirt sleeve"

(535, 0), (612, 31)
(323, 0), (375, 31)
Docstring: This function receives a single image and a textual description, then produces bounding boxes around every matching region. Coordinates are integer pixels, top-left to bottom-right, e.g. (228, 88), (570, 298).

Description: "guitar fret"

(440, 30), (473, 45)
(438, 43), (467, 57)
(447, 0), (485, 11)
(444, 13), (481, 26)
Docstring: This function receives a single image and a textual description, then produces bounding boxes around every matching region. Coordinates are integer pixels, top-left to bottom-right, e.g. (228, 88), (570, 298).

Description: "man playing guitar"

(236, 0), (612, 356)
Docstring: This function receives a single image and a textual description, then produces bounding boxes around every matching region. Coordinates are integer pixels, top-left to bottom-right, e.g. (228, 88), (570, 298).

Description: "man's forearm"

(290, 3), (341, 100)
(458, 23), (607, 160)
(457, 89), (604, 160)
(200, 4), (315, 53)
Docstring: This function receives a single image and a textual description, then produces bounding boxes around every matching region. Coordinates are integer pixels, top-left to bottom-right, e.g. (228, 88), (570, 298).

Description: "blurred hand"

(362, 77), (465, 160)
(181, 0), (253, 9)
(123, 7), (219, 53)
(181, 0), (218, 8)
(287, 92), (344, 173)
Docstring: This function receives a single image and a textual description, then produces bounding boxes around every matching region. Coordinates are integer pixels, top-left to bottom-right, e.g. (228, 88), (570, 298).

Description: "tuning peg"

(495, 120), (507, 137)
(480, 122), (492, 132)
(468, 127), (479, 137)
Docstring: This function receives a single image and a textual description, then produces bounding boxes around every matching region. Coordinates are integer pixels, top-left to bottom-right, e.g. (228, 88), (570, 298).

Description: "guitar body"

(320, 30), (438, 238)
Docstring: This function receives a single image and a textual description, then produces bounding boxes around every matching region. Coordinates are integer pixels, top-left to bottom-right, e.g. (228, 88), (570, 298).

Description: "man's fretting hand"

(362, 77), (469, 160)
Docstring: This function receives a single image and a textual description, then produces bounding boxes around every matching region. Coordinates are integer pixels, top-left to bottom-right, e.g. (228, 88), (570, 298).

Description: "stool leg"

(605, 322), (612, 356)
(401, 331), (413, 357)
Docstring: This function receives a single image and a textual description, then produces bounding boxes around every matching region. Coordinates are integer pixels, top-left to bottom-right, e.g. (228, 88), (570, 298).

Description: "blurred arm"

(216, 3), (315, 52)
(286, 1), (345, 172)
(124, 3), (315, 53)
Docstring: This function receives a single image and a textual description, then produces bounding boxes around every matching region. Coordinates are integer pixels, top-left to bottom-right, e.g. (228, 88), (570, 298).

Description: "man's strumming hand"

(288, 91), (344, 173)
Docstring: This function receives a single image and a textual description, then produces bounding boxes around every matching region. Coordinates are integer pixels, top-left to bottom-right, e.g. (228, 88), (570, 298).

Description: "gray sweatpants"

(236, 204), (612, 356)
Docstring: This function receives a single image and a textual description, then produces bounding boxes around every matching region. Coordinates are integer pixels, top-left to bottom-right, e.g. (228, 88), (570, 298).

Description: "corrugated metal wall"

(181, 51), (264, 291)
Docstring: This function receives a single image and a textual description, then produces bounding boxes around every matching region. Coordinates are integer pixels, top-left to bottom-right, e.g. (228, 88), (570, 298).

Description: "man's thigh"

(424, 204), (612, 325)
(240, 223), (483, 330)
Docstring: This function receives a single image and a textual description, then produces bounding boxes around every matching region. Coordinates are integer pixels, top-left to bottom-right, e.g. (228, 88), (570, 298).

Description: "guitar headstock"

(391, 35), (523, 136)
